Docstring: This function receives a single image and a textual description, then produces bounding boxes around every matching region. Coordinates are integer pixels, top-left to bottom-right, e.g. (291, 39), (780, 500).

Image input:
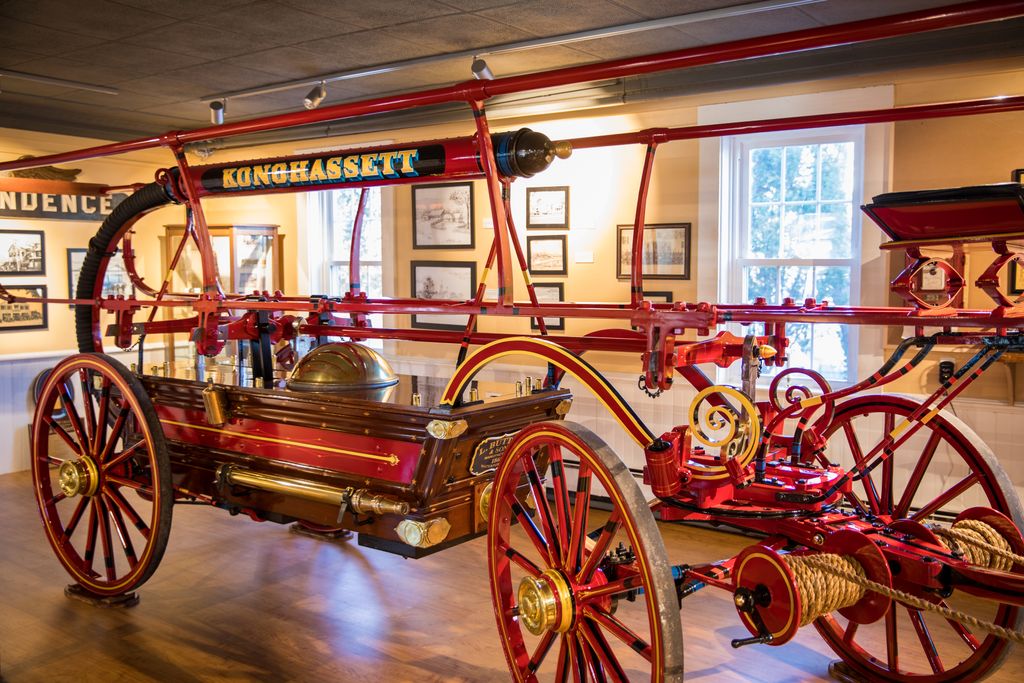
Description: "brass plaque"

(470, 432), (518, 475)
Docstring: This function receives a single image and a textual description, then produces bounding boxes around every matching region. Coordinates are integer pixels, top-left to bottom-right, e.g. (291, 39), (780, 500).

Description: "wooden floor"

(1, 469), (1022, 682)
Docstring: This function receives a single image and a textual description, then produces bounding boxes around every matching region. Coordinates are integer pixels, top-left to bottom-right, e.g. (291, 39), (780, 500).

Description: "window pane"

(785, 322), (812, 370)
(780, 203), (817, 258)
(780, 266), (813, 301)
(819, 202), (852, 258)
(815, 266), (851, 306)
(742, 265), (777, 303)
(820, 142), (854, 201)
(812, 324), (849, 381)
(750, 147), (782, 202)
(784, 145), (818, 202)
(327, 187), (382, 262)
(748, 203), (780, 258)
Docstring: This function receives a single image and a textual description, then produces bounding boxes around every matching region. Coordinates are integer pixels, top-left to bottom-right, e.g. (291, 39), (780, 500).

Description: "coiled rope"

(778, 519), (1024, 644)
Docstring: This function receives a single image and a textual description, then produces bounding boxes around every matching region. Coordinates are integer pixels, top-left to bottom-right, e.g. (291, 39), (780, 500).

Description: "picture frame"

(67, 248), (134, 307)
(527, 235), (568, 276)
(530, 282), (565, 331)
(1010, 260), (1024, 295)
(0, 229), (45, 275)
(617, 223), (691, 280)
(412, 182), (475, 249)
(526, 186), (569, 230)
(0, 285), (47, 331)
(410, 260), (477, 330)
(643, 290), (674, 303)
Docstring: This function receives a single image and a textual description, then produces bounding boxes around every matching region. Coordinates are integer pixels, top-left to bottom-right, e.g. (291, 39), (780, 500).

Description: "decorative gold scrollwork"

(688, 385), (761, 467)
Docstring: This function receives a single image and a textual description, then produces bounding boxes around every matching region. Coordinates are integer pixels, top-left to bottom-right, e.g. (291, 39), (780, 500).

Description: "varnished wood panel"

(1, 470), (1022, 682)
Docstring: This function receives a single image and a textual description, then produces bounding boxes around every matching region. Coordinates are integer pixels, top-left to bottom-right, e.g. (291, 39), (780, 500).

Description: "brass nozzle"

(552, 140), (572, 159)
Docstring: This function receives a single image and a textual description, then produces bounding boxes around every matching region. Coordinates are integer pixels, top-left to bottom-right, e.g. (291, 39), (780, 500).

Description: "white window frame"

(721, 125), (866, 386)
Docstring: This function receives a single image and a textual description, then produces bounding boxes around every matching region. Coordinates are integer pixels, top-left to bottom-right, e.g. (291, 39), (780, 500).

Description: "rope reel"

(732, 530), (892, 646)
(732, 510), (1024, 648)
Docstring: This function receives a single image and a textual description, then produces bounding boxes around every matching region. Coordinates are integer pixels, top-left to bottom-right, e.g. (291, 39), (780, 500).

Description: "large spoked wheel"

(487, 421), (684, 682)
(811, 394), (1023, 682)
(31, 353), (173, 596)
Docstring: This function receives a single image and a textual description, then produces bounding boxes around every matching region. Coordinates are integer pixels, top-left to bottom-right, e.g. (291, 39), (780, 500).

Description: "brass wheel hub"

(517, 569), (574, 635)
(58, 457), (99, 498)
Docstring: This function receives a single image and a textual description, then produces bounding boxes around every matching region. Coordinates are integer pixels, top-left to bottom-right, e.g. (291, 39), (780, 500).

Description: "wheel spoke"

(529, 630), (558, 674)
(555, 636), (571, 683)
(578, 634), (606, 683)
(576, 576), (641, 605)
(843, 620), (859, 644)
(907, 607), (944, 674)
(910, 473), (979, 521)
(525, 451), (561, 567)
(83, 501), (99, 576)
(843, 421), (881, 513)
(96, 410), (128, 466)
(940, 599), (981, 651)
(93, 379), (112, 458)
(885, 603), (899, 672)
(506, 490), (552, 563)
(578, 510), (622, 584)
(502, 543), (541, 577)
(104, 492), (138, 569)
(106, 474), (153, 495)
(894, 431), (941, 519)
(62, 496), (90, 541)
(881, 413), (895, 515)
(102, 438), (145, 472)
(568, 464), (592, 575)
(79, 370), (97, 453)
(580, 618), (628, 683)
(96, 496), (117, 581)
(550, 449), (573, 568)
(584, 604), (653, 662)
(569, 634), (586, 683)
(47, 492), (67, 506)
(59, 382), (89, 455)
(44, 416), (82, 457)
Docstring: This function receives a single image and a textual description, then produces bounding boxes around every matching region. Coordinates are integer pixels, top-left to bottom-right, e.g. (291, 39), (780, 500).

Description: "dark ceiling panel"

(201, 1), (357, 46)
(438, 0), (525, 10)
(483, 45), (601, 77)
(279, 0), (461, 30)
(109, 0), (254, 20)
(477, 0), (643, 35)
(0, 0), (176, 40)
(0, 46), (45, 68)
(122, 21), (268, 60)
(573, 26), (705, 59)
(6, 56), (142, 86)
(797, 0), (961, 24)
(0, 18), (107, 55)
(676, 7), (822, 42)
(161, 62), (286, 92)
(608, 0), (745, 19)
(382, 12), (536, 52)
(298, 29), (439, 72)
(222, 45), (338, 80)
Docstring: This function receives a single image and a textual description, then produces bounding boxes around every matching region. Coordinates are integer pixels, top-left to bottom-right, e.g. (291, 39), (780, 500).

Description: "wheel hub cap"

(58, 457), (99, 497)
(517, 569), (573, 635)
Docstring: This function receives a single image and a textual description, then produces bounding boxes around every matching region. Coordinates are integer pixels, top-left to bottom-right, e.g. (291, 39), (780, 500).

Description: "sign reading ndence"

(0, 190), (128, 221)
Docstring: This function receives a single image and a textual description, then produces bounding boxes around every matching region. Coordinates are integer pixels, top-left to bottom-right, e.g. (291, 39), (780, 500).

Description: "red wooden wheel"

(487, 421), (684, 682)
(31, 353), (173, 596)
(811, 394), (1024, 682)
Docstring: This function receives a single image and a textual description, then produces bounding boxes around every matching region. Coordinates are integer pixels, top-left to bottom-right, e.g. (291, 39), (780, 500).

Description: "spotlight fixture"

(471, 58), (494, 81)
(210, 99), (225, 125)
(303, 81), (326, 110)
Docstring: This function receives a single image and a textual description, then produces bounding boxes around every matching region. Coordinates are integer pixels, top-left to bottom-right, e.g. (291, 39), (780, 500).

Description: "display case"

(163, 224), (284, 295)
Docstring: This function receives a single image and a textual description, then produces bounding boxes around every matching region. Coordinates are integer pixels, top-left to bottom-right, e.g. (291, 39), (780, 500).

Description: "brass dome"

(287, 343), (399, 400)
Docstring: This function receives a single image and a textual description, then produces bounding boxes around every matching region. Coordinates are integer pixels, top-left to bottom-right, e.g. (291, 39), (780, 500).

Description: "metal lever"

(731, 633), (774, 648)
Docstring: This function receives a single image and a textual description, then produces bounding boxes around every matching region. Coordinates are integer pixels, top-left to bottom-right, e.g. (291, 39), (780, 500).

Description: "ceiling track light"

(471, 58), (494, 81)
(303, 81), (326, 110)
(210, 99), (226, 125)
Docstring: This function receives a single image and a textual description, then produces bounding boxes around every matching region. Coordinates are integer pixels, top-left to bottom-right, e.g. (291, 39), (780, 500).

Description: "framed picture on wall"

(413, 182), (475, 248)
(411, 260), (477, 330)
(617, 223), (691, 280)
(530, 282), (565, 331)
(0, 229), (45, 275)
(527, 235), (567, 275)
(0, 285), (47, 331)
(67, 248), (135, 306)
(643, 290), (673, 303)
(1010, 260), (1024, 295)
(526, 186), (569, 230)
